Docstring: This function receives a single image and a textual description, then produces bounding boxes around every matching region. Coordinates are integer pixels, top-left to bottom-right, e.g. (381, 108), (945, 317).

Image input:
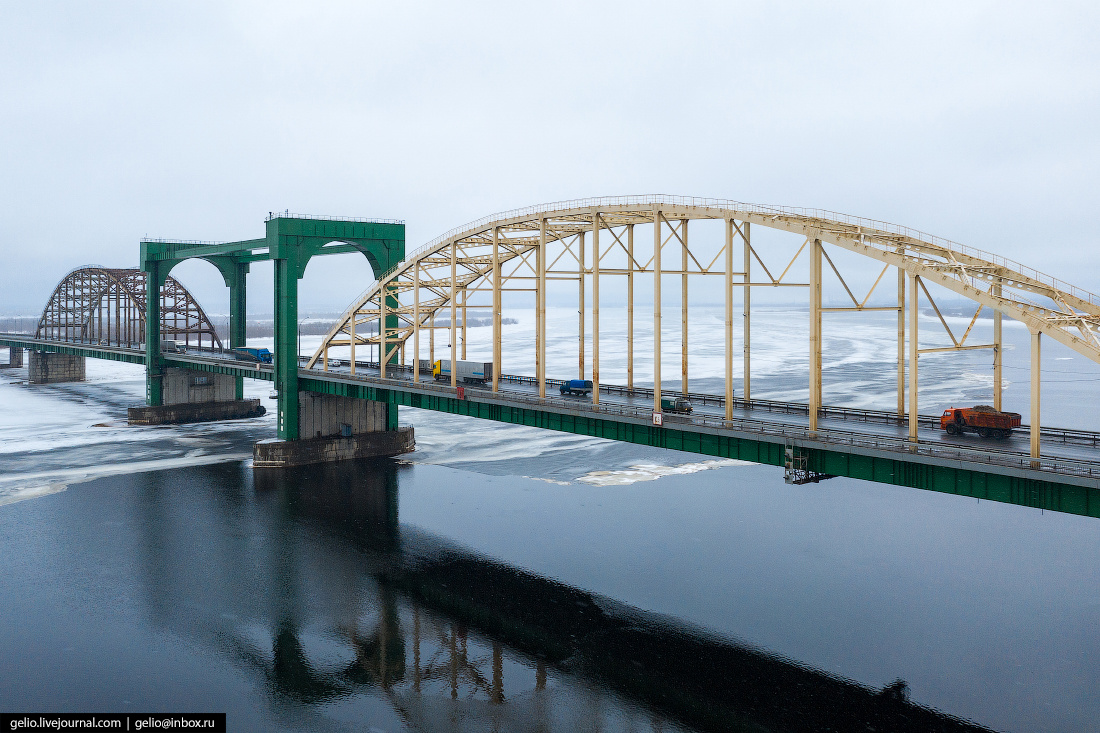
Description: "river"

(1, 306), (1099, 732)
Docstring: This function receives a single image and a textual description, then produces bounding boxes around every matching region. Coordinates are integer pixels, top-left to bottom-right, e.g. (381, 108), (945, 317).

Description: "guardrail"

(5, 334), (1099, 478)
(264, 211), (404, 225)
(316, 359), (1100, 449)
(302, 366), (1100, 483)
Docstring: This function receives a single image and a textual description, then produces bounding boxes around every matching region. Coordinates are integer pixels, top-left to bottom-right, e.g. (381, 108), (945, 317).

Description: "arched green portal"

(140, 214), (405, 440)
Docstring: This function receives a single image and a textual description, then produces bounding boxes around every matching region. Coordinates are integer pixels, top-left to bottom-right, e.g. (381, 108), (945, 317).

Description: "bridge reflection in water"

(128, 458), (995, 732)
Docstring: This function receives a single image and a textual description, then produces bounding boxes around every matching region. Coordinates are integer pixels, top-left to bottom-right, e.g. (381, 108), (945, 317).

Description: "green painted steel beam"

(274, 254), (300, 439)
(232, 264), (248, 398)
(144, 260), (164, 405)
(267, 216), (405, 440)
(297, 376), (1100, 520)
(0, 338), (145, 365)
(163, 357), (274, 381)
(140, 238), (268, 262)
(137, 214), (405, 436)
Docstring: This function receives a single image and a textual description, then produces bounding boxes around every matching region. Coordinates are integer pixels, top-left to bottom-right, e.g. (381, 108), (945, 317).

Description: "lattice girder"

(307, 197), (1100, 370)
(35, 266), (222, 349)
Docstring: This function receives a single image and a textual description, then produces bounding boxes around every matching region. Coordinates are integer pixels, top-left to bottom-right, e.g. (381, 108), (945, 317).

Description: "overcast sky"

(1, 1), (1097, 316)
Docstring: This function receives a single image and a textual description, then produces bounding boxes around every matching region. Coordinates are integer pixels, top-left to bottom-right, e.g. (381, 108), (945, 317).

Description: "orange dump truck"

(940, 406), (1022, 439)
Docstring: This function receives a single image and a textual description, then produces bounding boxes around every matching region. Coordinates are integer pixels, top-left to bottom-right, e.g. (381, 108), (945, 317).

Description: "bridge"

(3, 196), (1100, 518)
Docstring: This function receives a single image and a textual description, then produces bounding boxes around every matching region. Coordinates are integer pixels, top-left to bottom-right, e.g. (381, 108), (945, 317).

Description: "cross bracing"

(35, 266), (222, 349)
(307, 196), (1100, 461)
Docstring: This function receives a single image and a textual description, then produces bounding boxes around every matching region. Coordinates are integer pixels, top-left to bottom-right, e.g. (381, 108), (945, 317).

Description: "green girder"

(139, 216), (405, 438)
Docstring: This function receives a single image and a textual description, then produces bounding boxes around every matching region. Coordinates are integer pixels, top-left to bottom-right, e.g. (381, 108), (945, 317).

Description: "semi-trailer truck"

(232, 347), (272, 363)
(433, 360), (492, 384)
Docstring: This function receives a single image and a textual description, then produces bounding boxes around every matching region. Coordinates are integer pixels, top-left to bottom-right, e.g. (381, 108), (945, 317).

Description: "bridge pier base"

(0, 346), (22, 369)
(28, 351), (84, 383)
(127, 367), (265, 425)
(253, 392), (413, 468)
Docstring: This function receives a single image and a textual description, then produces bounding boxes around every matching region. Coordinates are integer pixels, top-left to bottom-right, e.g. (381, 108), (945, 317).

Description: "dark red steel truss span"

(35, 266), (222, 349)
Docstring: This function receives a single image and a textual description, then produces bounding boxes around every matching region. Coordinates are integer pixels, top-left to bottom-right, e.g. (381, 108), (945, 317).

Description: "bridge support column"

(591, 215), (599, 404)
(228, 261), (248, 400)
(897, 265), (905, 417)
(725, 218), (733, 420)
(144, 259), (165, 406)
(254, 392), (413, 468)
(808, 238), (822, 432)
(0, 346), (22, 369)
(993, 280), (1003, 412)
(127, 368), (265, 424)
(626, 223), (634, 391)
(492, 225), (501, 393)
(743, 222), (751, 401)
(653, 209), (663, 412)
(909, 272), (919, 443)
(450, 242), (458, 388)
(681, 219), (689, 397)
(1030, 329), (1041, 463)
(413, 264), (421, 382)
(578, 230), (585, 380)
(28, 351), (84, 383)
(379, 282), (387, 379)
(266, 214), (405, 442)
(537, 216), (547, 398)
(274, 253), (302, 439)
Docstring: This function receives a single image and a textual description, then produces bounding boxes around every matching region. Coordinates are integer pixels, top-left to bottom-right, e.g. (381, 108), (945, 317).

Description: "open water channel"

(1, 306), (1099, 732)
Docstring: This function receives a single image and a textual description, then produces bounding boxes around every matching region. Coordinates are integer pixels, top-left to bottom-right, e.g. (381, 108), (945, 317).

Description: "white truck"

(433, 359), (493, 384)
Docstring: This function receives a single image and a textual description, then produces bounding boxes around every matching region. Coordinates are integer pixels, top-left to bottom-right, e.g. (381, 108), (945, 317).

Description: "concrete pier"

(28, 351), (84, 383)
(128, 399), (266, 425)
(127, 367), (265, 425)
(0, 346), (22, 369)
(253, 391), (414, 468)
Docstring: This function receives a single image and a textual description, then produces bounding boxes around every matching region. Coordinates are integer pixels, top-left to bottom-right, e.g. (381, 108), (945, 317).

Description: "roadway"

(308, 359), (1100, 469)
(4, 334), (1100, 487)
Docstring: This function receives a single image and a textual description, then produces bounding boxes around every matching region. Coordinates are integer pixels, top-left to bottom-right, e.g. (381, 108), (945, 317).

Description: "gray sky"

(1, 1), (1097, 316)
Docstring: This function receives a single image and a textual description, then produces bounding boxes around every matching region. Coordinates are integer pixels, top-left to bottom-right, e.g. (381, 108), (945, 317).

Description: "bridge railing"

(320, 360), (1100, 449)
(309, 366), (1100, 484)
(8, 335), (1097, 479)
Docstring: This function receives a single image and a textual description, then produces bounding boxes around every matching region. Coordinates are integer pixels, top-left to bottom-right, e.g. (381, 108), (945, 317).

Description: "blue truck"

(559, 379), (593, 396)
(231, 347), (273, 364)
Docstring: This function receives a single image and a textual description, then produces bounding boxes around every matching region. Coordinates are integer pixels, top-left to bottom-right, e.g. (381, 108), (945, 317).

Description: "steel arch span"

(307, 195), (1100, 457)
(36, 266), (223, 349)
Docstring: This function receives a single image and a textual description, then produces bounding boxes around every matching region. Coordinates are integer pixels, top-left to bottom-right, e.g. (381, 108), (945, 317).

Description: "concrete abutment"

(253, 391), (413, 468)
(28, 351), (84, 383)
(0, 346), (22, 369)
(128, 367), (266, 425)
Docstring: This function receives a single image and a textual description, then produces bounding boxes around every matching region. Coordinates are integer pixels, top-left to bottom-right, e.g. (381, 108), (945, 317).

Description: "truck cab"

(941, 409), (963, 429)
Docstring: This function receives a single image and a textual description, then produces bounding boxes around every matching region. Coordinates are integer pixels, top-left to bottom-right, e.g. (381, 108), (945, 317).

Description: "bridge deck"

(4, 334), (1100, 510)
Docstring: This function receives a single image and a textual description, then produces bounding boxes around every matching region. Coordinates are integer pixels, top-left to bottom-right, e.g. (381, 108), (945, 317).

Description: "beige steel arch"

(36, 266), (223, 349)
(307, 195), (1100, 460)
